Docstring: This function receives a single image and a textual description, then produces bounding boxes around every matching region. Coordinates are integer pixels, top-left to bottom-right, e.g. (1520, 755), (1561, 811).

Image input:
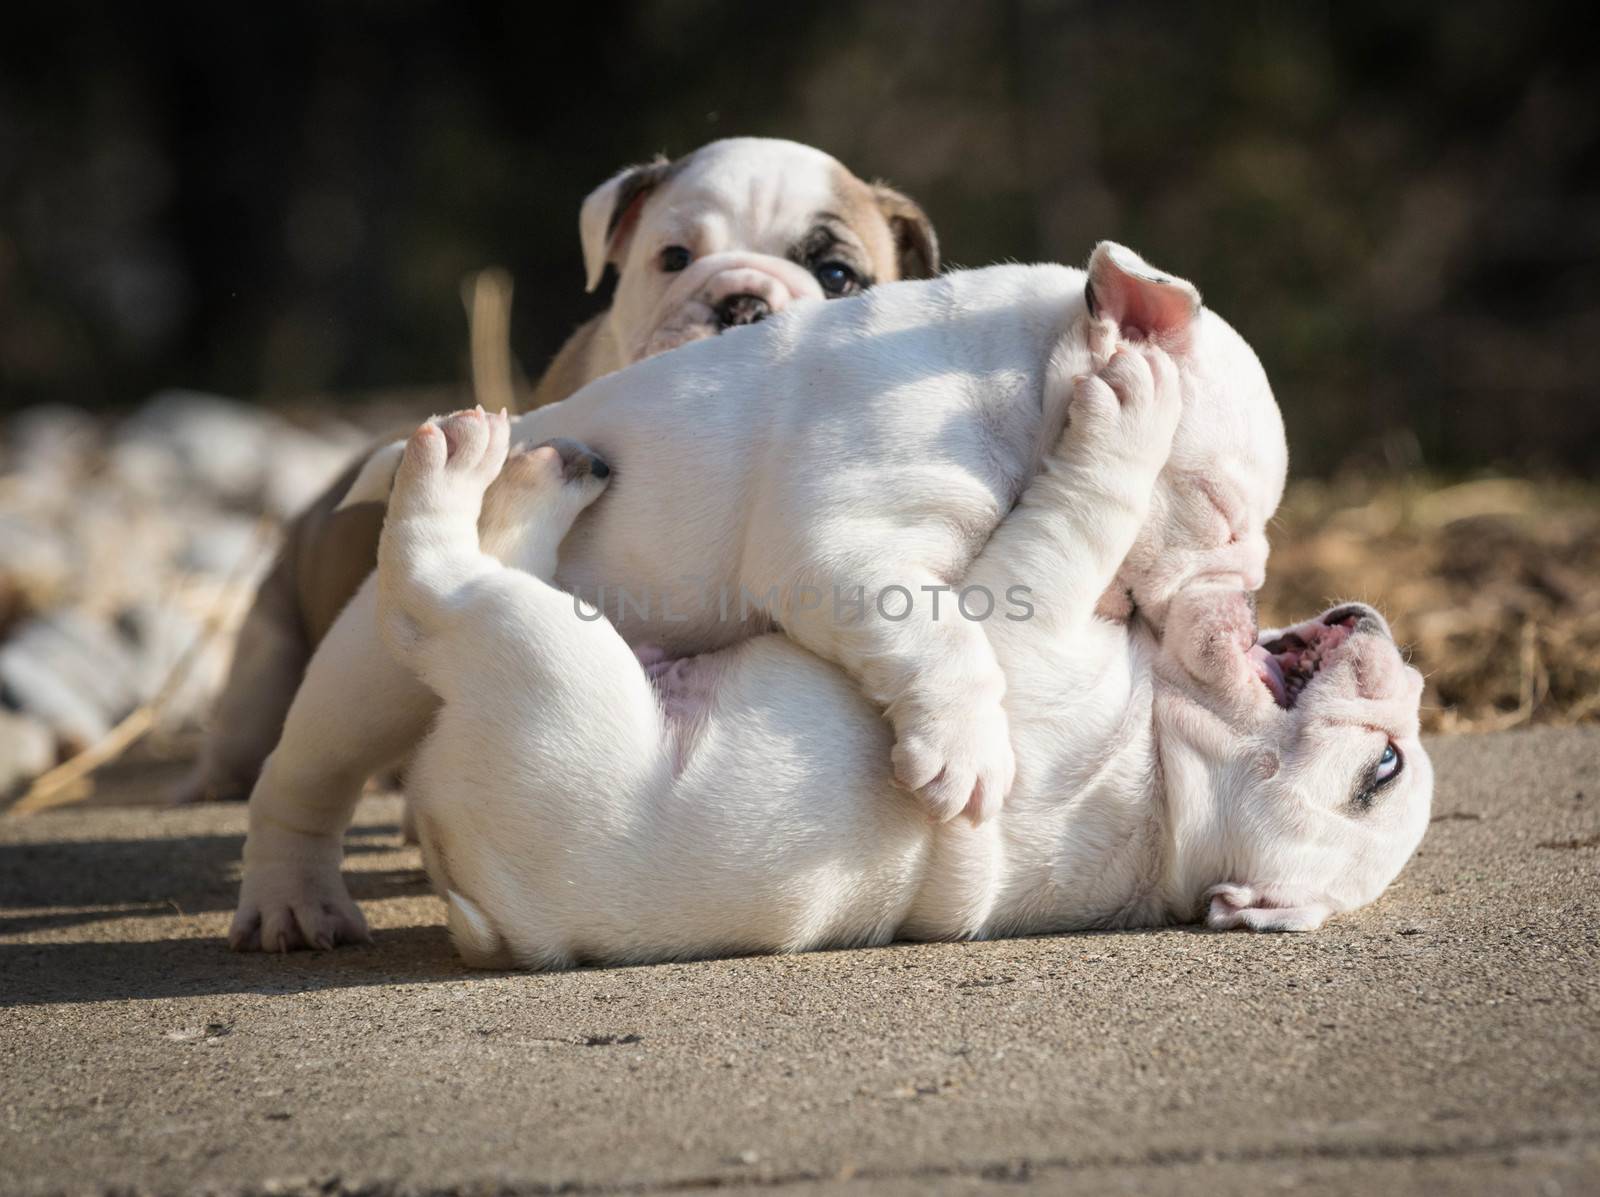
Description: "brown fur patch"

(527, 313), (615, 410)
(827, 166), (940, 281)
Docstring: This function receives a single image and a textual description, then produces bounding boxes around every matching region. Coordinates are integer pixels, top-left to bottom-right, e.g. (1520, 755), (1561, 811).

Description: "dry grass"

(1259, 475), (1600, 734)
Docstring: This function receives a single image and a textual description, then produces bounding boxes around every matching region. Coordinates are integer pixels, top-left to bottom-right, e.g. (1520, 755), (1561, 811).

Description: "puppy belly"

(413, 639), (940, 968)
(636, 645), (729, 773)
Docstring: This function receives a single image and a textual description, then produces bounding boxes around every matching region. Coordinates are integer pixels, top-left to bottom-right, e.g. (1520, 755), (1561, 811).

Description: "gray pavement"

(2, 726), (1597, 1195)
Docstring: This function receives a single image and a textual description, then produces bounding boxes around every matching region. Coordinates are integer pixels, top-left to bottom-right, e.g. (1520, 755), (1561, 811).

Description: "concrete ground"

(2, 725), (1596, 1195)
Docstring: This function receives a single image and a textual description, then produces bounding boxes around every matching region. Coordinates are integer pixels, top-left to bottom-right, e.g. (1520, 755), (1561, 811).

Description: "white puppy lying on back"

(231, 245), (1336, 952)
(376, 365), (1431, 967)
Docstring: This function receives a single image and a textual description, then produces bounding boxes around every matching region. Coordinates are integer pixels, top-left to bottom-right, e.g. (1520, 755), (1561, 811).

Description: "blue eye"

(1375, 743), (1402, 784)
(816, 262), (860, 296)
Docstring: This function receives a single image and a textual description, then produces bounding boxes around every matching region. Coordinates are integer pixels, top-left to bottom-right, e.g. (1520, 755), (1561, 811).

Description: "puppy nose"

(1324, 602), (1392, 641)
(716, 293), (771, 329)
(1352, 635), (1406, 700)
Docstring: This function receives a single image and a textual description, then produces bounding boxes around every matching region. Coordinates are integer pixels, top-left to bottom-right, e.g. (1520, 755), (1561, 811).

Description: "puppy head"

(578, 138), (938, 363)
(1154, 591), (1433, 932)
(1075, 244), (1287, 627)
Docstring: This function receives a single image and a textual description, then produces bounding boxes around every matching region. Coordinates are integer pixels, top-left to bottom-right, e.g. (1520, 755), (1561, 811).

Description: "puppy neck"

(1147, 676), (1262, 920)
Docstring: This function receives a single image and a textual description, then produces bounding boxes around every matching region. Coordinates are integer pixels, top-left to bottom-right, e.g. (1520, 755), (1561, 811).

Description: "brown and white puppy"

(177, 137), (937, 804)
(532, 136), (938, 406)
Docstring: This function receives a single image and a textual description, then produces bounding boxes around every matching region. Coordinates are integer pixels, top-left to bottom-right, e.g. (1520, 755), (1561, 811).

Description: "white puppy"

(232, 244), (1288, 952)
(373, 377), (1430, 968)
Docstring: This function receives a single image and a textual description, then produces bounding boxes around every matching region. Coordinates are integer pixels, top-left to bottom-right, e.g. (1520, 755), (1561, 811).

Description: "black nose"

(1324, 602), (1392, 640)
(716, 293), (771, 329)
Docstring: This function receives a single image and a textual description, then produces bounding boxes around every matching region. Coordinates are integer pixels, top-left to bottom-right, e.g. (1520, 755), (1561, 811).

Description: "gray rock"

(0, 394), (371, 755)
(113, 390), (273, 505)
(260, 424), (367, 518)
(115, 601), (231, 726)
(0, 611), (144, 750)
(111, 390), (365, 517)
(0, 513), (72, 610)
(56, 486), (185, 615)
(175, 512), (267, 577)
(2, 404), (100, 478)
(0, 709), (54, 796)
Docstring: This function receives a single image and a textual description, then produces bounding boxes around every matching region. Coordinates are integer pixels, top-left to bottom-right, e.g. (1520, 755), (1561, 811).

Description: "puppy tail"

(446, 890), (516, 969)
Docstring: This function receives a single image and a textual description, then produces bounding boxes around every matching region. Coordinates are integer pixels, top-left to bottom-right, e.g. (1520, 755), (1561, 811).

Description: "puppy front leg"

(966, 347), (1182, 649)
(231, 576), (432, 952)
(780, 567), (1013, 826)
(780, 347), (1180, 827)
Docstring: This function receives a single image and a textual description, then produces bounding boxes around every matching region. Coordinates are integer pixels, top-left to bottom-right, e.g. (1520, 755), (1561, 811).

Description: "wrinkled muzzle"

(631, 252), (825, 363)
(1122, 531), (1270, 636)
(1162, 586), (1262, 696)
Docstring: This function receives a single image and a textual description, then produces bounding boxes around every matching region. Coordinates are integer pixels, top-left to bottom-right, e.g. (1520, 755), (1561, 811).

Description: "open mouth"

(1248, 605), (1382, 709)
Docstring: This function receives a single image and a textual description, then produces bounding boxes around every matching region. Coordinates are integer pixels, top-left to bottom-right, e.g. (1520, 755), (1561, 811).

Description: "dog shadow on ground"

(1, 924), (470, 1007)
(0, 821), (471, 1007)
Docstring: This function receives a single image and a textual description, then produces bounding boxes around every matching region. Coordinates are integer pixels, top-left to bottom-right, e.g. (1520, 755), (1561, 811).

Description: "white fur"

(370, 365), (1428, 969)
(230, 246), (1404, 955)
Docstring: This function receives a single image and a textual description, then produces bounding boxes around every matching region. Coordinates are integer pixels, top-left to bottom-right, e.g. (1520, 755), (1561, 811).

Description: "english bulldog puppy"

(368, 375), (1429, 968)
(180, 137), (936, 805)
(531, 136), (939, 406)
(230, 244), (1285, 953)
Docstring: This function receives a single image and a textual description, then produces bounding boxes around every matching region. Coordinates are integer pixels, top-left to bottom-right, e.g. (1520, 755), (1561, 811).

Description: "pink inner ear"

(1115, 281), (1198, 341)
(1087, 244), (1200, 345)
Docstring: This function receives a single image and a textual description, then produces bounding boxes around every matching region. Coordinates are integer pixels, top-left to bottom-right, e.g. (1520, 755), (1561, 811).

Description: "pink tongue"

(1249, 644), (1289, 707)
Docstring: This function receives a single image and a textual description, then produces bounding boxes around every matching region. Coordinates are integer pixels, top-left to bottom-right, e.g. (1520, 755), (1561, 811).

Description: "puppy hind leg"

(385, 422), (658, 799)
(478, 438), (611, 580)
(414, 810), (516, 968)
(446, 891), (517, 968)
(376, 408), (510, 670)
(426, 455), (667, 797)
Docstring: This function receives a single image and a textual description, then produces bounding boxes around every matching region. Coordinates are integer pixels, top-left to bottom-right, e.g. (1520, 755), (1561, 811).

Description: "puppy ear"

(872, 183), (939, 279)
(579, 156), (672, 292)
(1204, 883), (1331, 933)
(1085, 242), (1201, 348)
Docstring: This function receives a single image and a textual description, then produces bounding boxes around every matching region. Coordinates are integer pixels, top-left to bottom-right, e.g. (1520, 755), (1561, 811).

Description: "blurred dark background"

(2, 0), (1596, 476)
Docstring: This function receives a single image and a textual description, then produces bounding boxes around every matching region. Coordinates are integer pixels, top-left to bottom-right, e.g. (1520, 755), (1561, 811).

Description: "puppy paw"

(890, 698), (1015, 825)
(230, 858), (369, 953)
(390, 406), (511, 526)
(480, 438), (611, 577)
(483, 437), (610, 522)
(1065, 345), (1181, 478)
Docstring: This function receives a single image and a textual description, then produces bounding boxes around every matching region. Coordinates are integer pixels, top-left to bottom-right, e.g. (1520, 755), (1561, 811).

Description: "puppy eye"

(1376, 743), (1402, 783)
(659, 246), (692, 273)
(1354, 743), (1403, 811)
(816, 262), (861, 297)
